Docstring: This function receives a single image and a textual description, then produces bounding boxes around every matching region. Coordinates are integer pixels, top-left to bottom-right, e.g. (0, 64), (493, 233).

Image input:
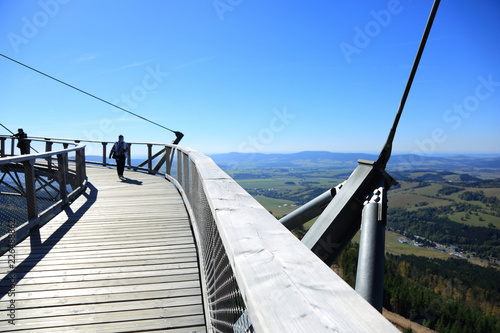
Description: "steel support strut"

(355, 184), (388, 312)
(301, 160), (395, 266)
(280, 187), (338, 231)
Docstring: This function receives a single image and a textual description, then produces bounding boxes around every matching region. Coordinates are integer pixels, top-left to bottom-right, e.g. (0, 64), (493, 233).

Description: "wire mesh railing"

(179, 153), (251, 332)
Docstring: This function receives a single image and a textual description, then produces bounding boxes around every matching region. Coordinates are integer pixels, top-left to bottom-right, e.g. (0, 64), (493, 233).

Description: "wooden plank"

(0, 248), (197, 267)
(14, 296), (203, 318)
(1, 262), (199, 279)
(3, 315), (206, 333)
(2, 306), (204, 332)
(8, 273), (201, 293)
(15, 235), (196, 250)
(11, 237), (196, 254)
(1, 256), (198, 275)
(5, 287), (202, 309)
(1, 267), (200, 286)
(3, 244), (196, 262)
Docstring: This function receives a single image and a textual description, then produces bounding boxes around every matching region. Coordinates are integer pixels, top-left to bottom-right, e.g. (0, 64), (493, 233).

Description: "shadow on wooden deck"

(0, 182), (98, 297)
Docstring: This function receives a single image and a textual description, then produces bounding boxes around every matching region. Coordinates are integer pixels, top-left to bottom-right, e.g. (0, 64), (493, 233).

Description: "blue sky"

(1, 0), (499, 156)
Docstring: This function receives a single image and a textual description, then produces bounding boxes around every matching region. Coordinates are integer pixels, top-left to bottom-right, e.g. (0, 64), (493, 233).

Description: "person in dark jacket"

(13, 128), (28, 155)
(109, 135), (128, 179)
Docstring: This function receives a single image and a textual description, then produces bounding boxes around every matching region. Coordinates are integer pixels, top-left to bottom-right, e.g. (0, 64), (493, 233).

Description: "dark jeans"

(18, 141), (28, 155)
(116, 155), (126, 176)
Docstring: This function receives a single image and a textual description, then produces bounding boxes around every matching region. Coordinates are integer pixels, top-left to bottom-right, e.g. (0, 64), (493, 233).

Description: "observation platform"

(0, 165), (206, 332)
(0, 136), (399, 332)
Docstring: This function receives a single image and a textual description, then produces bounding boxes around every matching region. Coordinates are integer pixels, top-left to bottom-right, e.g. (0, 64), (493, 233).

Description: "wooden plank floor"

(0, 165), (206, 332)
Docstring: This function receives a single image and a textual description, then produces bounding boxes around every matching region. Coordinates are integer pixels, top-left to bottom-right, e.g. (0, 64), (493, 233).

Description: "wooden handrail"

(0, 144), (84, 165)
(173, 145), (399, 332)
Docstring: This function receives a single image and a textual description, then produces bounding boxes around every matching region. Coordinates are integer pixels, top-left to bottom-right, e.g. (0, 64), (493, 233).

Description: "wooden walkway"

(0, 165), (206, 332)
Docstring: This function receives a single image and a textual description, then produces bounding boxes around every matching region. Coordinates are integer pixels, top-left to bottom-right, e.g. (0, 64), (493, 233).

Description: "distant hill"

(209, 151), (378, 168)
(84, 151), (500, 174)
(209, 151), (500, 172)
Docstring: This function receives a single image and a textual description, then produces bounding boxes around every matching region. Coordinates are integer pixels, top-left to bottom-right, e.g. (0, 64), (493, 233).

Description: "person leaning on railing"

(13, 128), (28, 155)
(109, 135), (128, 179)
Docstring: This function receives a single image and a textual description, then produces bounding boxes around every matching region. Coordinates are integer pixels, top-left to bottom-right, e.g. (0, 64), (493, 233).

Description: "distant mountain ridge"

(210, 151), (377, 166)
(209, 151), (500, 171)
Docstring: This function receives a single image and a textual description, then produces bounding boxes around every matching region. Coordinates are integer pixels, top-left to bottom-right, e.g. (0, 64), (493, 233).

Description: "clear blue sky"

(1, 0), (499, 156)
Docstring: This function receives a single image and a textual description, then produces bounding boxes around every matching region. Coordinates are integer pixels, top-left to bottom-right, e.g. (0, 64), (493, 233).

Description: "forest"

(338, 243), (500, 333)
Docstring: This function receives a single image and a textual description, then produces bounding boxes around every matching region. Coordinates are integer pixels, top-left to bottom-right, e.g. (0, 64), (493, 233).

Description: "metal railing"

(0, 136), (87, 251)
(0, 135), (398, 332)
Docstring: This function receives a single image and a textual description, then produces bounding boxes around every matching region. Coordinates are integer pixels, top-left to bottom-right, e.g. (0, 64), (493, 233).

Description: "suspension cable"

(377, 0), (441, 169)
(0, 122), (40, 154)
(0, 53), (182, 137)
(0, 123), (14, 135)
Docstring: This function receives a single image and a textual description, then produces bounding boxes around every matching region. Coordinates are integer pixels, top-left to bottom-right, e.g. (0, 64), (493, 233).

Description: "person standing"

(13, 128), (28, 155)
(109, 135), (128, 179)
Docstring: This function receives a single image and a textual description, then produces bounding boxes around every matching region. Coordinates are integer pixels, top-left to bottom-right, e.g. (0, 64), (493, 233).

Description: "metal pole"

(45, 138), (53, 172)
(102, 142), (107, 166)
(0, 137), (5, 157)
(280, 187), (337, 230)
(76, 148), (85, 185)
(355, 184), (387, 312)
(57, 153), (68, 205)
(127, 143), (132, 169)
(148, 144), (153, 172)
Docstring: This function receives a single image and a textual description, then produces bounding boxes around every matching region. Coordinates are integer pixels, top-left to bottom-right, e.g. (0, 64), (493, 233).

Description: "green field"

(387, 174), (500, 229)
(230, 166), (500, 262)
(252, 195), (297, 218)
(384, 232), (449, 259)
(235, 168), (500, 228)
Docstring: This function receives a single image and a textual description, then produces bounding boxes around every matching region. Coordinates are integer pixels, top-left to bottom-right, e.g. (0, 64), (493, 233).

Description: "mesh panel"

(0, 150), (83, 255)
(0, 163), (28, 245)
(186, 158), (253, 333)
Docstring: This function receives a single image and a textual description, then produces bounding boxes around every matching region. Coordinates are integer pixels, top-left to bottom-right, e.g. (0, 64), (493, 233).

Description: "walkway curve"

(0, 165), (206, 332)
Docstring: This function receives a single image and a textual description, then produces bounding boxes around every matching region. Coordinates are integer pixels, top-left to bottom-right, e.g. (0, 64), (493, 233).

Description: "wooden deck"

(0, 165), (206, 332)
